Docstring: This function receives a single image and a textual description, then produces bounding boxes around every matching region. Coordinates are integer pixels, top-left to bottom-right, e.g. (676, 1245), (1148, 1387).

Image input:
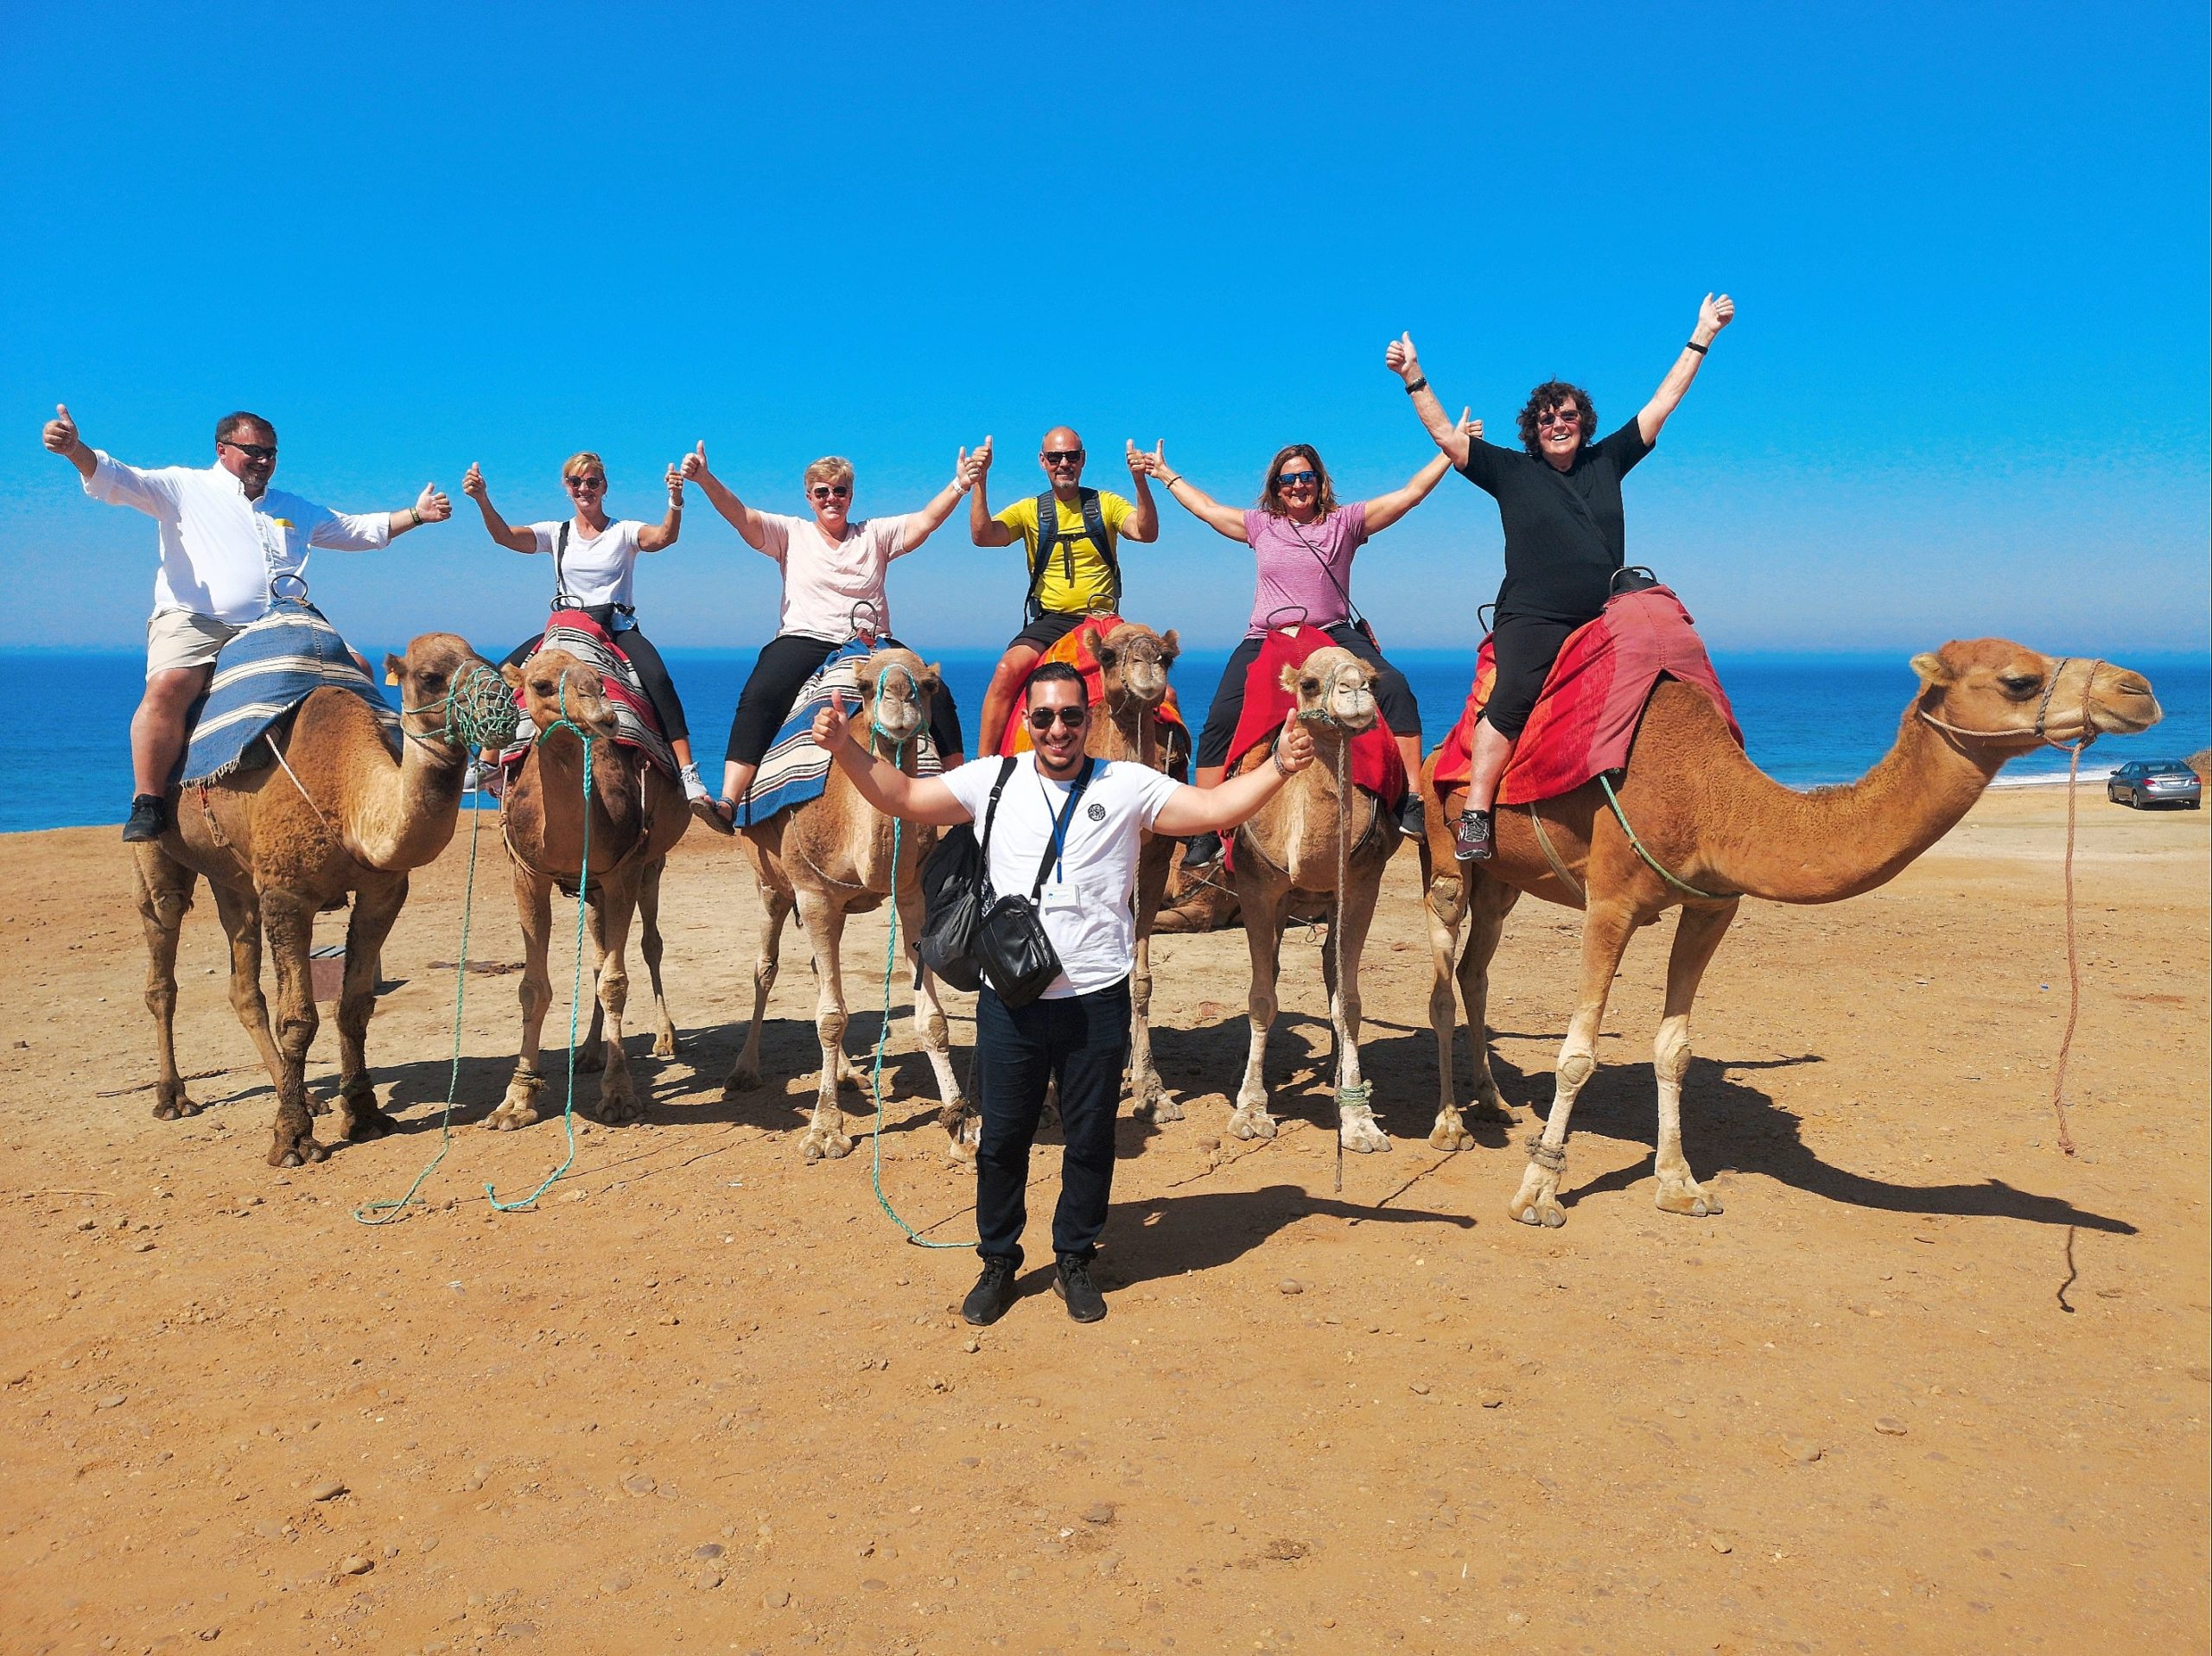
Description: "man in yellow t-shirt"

(968, 426), (1160, 753)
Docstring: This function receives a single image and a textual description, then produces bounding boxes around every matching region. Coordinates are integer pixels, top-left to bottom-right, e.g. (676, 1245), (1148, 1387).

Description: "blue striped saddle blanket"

(181, 600), (398, 785)
(740, 639), (943, 826)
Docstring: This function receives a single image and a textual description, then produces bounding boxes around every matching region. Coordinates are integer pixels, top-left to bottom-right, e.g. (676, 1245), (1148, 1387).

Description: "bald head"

(1039, 428), (1085, 493)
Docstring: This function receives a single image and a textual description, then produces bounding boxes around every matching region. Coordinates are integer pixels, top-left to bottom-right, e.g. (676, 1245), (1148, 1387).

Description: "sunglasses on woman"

(809, 485), (852, 500)
(1536, 409), (1583, 429)
(1276, 470), (1319, 489)
(1025, 705), (1090, 731)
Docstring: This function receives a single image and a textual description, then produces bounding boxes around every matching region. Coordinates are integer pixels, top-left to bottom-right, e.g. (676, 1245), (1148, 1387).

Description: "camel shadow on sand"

(1090, 1181), (1474, 1293)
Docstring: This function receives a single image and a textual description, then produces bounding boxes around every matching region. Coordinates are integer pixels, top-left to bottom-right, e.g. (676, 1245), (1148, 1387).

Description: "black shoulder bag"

(972, 757), (1096, 1007)
(915, 757), (1018, 993)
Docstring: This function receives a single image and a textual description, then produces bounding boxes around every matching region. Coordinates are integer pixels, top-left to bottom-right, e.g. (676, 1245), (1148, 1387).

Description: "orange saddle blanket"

(997, 613), (1186, 759)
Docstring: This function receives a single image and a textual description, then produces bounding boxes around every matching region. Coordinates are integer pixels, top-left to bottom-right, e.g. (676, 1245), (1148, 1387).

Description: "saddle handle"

(1611, 565), (1660, 595)
(1262, 603), (1310, 635)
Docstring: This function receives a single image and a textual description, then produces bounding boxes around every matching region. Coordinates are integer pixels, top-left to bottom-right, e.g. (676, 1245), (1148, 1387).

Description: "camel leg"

(206, 880), (288, 1102)
(1451, 875), (1520, 1134)
(132, 849), (200, 1120)
(259, 890), (327, 1169)
(329, 876), (408, 1143)
(1229, 877), (1287, 1141)
(1652, 903), (1738, 1219)
(1128, 834), (1180, 1122)
(486, 868), (554, 1132)
(1328, 862), (1390, 1154)
(637, 857), (678, 1058)
(1510, 900), (1638, 1228)
(795, 892), (855, 1162)
(726, 885), (792, 1095)
(892, 880), (972, 1160)
(586, 882), (645, 1126)
(576, 912), (608, 1073)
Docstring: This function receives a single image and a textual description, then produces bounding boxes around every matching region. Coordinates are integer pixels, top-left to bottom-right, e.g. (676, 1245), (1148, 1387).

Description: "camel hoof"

(1133, 1093), (1185, 1124)
(1427, 1121), (1475, 1152)
(722, 1065), (762, 1098)
(346, 1106), (398, 1143)
(1340, 1119), (1391, 1154)
(799, 1128), (853, 1163)
(269, 1138), (328, 1169)
(1467, 1089), (1512, 1124)
(481, 1105), (539, 1133)
(652, 1029), (678, 1059)
(576, 1044), (606, 1075)
(1656, 1183), (1723, 1218)
(306, 1093), (333, 1118)
(1227, 1107), (1276, 1142)
(592, 1092), (645, 1127)
(152, 1096), (200, 1122)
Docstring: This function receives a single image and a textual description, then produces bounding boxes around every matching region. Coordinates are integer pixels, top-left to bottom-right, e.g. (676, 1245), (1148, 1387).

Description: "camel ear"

(1160, 628), (1180, 663)
(1910, 651), (1954, 688)
(923, 661), (944, 694)
(500, 663), (524, 691)
(383, 652), (405, 686)
(1279, 663), (1303, 695)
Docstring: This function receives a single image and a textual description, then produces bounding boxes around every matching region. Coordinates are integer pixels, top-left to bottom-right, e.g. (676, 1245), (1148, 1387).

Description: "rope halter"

(1917, 657), (2107, 753)
(866, 658), (923, 758)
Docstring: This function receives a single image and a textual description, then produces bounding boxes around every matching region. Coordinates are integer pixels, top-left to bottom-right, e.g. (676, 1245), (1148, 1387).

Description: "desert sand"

(3, 784), (2206, 1654)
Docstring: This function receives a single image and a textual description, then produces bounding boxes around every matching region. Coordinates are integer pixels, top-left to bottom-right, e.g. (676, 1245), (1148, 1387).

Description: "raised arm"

(680, 441), (771, 550)
(896, 443), (987, 554)
(1152, 709), (1315, 834)
(1130, 441), (1246, 541)
(1119, 441), (1160, 543)
(1361, 447), (1463, 533)
(1384, 333), (1475, 468)
(384, 481), (452, 540)
(1637, 293), (1733, 446)
(41, 404), (96, 482)
(460, 464), (537, 551)
(810, 693), (973, 825)
(637, 463), (684, 552)
(967, 435), (1014, 546)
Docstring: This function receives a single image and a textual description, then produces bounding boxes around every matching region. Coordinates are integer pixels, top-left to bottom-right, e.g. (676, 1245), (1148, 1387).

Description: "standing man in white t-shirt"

(41, 404), (450, 841)
(683, 444), (985, 831)
(810, 661), (1316, 1325)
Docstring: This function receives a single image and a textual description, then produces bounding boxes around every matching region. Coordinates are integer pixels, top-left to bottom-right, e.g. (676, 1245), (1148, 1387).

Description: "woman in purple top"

(1136, 438), (1463, 866)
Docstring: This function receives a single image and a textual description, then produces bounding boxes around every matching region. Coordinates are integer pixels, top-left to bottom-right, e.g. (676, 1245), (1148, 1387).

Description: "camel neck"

(352, 724), (468, 872)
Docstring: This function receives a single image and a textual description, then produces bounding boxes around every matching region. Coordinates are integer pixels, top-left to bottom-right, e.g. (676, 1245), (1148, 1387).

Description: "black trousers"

(1195, 623), (1421, 768)
(503, 607), (690, 745)
(722, 632), (963, 767)
(974, 978), (1131, 1267)
(1483, 612), (1584, 739)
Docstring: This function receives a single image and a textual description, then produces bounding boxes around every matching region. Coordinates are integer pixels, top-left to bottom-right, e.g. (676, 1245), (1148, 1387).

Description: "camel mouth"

(2091, 695), (2162, 738)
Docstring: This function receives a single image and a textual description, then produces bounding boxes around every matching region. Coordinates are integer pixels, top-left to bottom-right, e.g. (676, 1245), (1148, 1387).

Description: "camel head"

(501, 649), (621, 741)
(854, 648), (942, 751)
(1094, 622), (1180, 708)
(1910, 640), (2161, 754)
(1281, 645), (1381, 735)
(383, 632), (503, 755)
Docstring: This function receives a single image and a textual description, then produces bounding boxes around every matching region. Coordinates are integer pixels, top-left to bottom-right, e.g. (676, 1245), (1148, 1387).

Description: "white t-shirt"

(753, 511), (916, 642)
(939, 756), (1184, 999)
(527, 518), (648, 614)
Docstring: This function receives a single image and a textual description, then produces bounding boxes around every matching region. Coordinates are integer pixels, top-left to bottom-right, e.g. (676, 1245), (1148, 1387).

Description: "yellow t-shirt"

(995, 490), (1134, 614)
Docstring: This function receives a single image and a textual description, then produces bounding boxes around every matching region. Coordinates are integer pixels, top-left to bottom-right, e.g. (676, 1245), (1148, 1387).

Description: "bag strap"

(976, 754), (1020, 868)
(554, 521), (571, 602)
(1077, 488), (1117, 608)
(1029, 756), (1097, 901)
(1283, 511), (1364, 629)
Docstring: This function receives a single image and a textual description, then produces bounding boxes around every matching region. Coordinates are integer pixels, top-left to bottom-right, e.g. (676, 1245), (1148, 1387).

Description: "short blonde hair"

(803, 455), (855, 492)
(562, 451), (607, 481)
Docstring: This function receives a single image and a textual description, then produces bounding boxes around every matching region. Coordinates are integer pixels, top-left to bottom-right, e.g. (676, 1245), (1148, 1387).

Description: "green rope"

(487, 675), (594, 1211)
(1597, 773), (1738, 902)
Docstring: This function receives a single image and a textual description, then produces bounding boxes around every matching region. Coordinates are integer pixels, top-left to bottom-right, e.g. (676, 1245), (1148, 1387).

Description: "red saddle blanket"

(1224, 624), (1405, 805)
(1433, 586), (1740, 805)
(492, 611), (676, 794)
(997, 612), (1188, 758)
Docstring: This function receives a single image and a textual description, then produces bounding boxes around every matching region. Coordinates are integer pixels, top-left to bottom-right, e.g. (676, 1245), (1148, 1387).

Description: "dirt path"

(3, 786), (2206, 1654)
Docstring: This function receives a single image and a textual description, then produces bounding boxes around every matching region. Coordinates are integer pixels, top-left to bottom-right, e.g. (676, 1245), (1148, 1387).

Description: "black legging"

(503, 606), (689, 744)
(1482, 612), (1583, 739)
(1196, 623), (1421, 769)
(724, 632), (963, 767)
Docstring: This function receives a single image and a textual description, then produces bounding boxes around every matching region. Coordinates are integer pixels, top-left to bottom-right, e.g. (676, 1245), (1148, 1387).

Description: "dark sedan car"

(2107, 759), (2202, 809)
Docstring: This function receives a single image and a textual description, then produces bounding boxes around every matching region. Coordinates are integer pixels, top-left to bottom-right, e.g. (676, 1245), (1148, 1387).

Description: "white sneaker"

(679, 763), (710, 804)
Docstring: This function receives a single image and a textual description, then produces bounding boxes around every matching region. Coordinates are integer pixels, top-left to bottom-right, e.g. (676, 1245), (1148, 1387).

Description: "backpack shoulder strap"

(1024, 492), (1060, 602)
(1077, 488), (1117, 607)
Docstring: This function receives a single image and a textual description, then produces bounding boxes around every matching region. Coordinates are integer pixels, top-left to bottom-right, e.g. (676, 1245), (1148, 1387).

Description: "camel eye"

(1999, 672), (2042, 698)
(530, 677), (555, 697)
(1300, 677), (1320, 695)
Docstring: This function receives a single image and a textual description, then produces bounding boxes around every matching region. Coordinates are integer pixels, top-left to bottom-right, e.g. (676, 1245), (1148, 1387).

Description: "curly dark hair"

(1257, 443), (1341, 518)
(1515, 381), (1595, 460)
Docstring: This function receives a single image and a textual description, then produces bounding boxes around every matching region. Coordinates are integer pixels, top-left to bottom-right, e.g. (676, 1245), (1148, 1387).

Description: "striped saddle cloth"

(493, 611), (677, 787)
(180, 599), (398, 785)
(740, 638), (943, 826)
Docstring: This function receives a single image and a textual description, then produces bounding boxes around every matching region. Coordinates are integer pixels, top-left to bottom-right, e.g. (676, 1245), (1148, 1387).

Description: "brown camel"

(483, 650), (690, 1133)
(132, 633), (500, 1168)
(728, 649), (967, 1161)
(1417, 640), (2162, 1227)
(1081, 620), (1190, 1120)
(1227, 645), (1402, 1152)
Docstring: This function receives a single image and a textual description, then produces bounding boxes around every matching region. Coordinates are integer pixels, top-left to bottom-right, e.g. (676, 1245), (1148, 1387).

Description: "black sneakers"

(123, 795), (168, 843)
(1180, 830), (1224, 869)
(1053, 1256), (1107, 1323)
(1453, 807), (1495, 862)
(961, 1259), (1018, 1327)
(1397, 792), (1426, 839)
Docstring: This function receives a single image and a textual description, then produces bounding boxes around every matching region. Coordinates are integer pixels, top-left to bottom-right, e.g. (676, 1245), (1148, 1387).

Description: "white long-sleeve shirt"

(84, 453), (392, 625)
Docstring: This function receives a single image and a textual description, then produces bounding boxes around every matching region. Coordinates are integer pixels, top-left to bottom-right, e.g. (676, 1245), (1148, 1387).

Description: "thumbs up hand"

(682, 441), (711, 483)
(1384, 332), (1421, 381)
(810, 689), (854, 752)
(43, 403), (82, 456)
(415, 481), (453, 523)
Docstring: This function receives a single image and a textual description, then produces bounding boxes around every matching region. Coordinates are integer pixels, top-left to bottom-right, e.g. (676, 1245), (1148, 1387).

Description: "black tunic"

(1455, 419), (1653, 623)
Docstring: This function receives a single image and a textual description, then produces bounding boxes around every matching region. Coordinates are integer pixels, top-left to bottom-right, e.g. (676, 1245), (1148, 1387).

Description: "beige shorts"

(146, 610), (244, 677)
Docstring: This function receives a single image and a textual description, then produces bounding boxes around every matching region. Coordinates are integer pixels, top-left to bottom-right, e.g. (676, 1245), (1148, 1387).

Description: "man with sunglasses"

(1384, 292), (1735, 860)
(41, 404), (451, 841)
(967, 428), (1160, 754)
(809, 661), (1315, 1326)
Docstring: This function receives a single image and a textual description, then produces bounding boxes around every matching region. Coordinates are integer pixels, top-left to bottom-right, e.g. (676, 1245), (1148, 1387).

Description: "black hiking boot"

(1453, 807), (1495, 863)
(962, 1258), (1019, 1327)
(1053, 1256), (1107, 1323)
(123, 794), (168, 843)
(1181, 830), (1224, 869)
(1397, 792), (1426, 839)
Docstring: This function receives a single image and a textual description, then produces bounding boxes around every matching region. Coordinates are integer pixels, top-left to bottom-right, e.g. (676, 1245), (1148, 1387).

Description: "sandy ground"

(2, 784), (2206, 1655)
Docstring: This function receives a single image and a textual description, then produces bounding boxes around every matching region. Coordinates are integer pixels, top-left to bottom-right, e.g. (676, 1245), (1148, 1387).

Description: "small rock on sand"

(1783, 1437), (1824, 1463)
(1083, 1502), (1116, 1525)
(1478, 1393), (1505, 1409)
(308, 1480), (347, 1502)
(1707, 1533), (1732, 1554)
(1873, 1417), (1908, 1436)
(97, 1393), (127, 1410)
(338, 1555), (373, 1576)
(621, 1473), (657, 1496)
(1279, 1279), (1305, 1296)
(600, 1573), (632, 1595)
(694, 1543), (724, 1559)
(764, 1589), (791, 1608)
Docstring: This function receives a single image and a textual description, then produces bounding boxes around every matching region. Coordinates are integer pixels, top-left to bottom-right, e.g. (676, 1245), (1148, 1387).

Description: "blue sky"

(3, 1), (2205, 657)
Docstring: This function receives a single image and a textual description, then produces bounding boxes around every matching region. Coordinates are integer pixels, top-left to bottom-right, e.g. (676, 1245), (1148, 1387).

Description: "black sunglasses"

(1276, 470), (1318, 489)
(1026, 704), (1089, 730)
(221, 440), (277, 461)
(809, 485), (852, 500)
(1043, 450), (1084, 465)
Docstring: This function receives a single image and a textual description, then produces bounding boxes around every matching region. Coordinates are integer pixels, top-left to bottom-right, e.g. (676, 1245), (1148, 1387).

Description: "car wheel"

(2107, 784), (2121, 802)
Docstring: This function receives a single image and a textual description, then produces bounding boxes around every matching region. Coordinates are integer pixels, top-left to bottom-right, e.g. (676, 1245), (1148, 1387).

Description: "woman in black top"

(1385, 294), (1734, 860)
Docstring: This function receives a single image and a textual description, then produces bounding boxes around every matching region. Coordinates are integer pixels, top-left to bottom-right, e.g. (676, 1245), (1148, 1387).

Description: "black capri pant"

(1196, 622), (1421, 769)
(1481, 612), (1584, 740)
(724, 632), (963, 767)
(503, 606), (690, 745)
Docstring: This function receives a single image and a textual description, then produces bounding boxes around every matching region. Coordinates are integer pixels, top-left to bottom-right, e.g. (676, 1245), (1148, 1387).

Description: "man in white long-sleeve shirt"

(41, 404), (451, 841)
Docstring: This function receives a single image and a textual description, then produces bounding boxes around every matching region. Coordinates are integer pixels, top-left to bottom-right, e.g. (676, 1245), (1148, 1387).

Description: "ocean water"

(6, 646), (2205, 835)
